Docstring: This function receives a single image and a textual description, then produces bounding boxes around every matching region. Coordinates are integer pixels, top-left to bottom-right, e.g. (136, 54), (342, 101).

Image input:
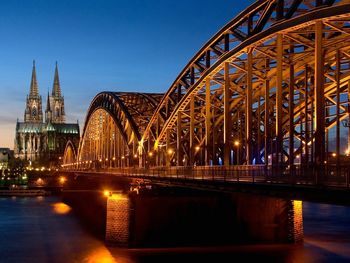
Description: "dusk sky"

(0, 0), (254, 148)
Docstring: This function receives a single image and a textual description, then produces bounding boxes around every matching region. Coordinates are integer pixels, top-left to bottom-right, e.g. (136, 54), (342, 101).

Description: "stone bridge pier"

(62, 176), (303, 248)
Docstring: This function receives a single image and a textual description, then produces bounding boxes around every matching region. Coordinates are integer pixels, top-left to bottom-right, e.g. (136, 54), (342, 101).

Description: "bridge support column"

(314, 20), (325, 169)
(177, 112), (183, 166)
(276, 33), (283, 165)
(336, 50), (340, 170)
(289, 56), (295, 169)
(156, 116), (160, 166)
(257, 94), (261, 164)
(205, 78), (211, 165)
(264, 59), (270, 165)
(190, 94), (195, 166)
(304, 65), (309, 165)
(224, 62), (232, 165)
(166, 129), (171, 167)
(246, 50), (253, 164)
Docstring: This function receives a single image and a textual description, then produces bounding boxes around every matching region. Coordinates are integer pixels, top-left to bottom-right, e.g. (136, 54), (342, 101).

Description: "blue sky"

(0, 0), (254, 148)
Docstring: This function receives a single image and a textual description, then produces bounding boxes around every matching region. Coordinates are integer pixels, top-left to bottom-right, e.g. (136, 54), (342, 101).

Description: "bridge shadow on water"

(79, 197), (350, 263)
(1, 191), (350, 262)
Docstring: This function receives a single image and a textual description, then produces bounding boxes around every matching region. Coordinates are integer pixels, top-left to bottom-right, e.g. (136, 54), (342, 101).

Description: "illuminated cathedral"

(14, 61), (80, 166)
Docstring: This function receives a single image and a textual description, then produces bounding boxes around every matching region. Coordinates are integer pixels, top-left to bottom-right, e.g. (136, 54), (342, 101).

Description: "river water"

(0, 196), (349, 263)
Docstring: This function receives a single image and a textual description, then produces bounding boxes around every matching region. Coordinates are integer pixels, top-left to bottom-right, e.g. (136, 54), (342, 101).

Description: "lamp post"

(234, 140), (240, 165)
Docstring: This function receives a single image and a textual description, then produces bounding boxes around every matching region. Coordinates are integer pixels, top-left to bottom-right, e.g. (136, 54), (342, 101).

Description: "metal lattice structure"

(76, 92), (163, 168)
(63, 140), (77, 166)
(64, 0), (350, 173)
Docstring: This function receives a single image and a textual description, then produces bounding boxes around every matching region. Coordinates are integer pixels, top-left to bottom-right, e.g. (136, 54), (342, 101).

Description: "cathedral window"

(32, 107), (37, 117)
(56, 107), (60, 117)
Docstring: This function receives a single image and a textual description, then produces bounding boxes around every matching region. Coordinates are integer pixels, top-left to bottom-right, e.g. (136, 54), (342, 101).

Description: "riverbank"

(0, 189), (50, 196)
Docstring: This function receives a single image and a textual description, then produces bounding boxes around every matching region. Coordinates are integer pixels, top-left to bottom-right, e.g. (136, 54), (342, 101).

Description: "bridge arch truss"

(64, 0), (350, 171)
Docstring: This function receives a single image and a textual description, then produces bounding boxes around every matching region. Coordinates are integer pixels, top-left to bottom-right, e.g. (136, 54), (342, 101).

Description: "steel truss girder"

(148, 4), (350, 167)
(64, 1), (350, 169)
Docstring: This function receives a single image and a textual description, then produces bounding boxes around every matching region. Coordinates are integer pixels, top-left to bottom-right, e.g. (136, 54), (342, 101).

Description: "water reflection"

(0, 195), (350, 262)
(51, 202), (72, 215)
(84, 247), (117, 263)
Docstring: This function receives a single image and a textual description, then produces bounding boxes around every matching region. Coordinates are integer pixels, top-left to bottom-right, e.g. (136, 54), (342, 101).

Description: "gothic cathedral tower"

(46, 62), (65, 123)
(24, 61), (43, 123)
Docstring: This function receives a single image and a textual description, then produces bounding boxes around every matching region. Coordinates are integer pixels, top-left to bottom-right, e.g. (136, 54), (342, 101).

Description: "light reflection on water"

(0, 196), (350, 262)
(51, 202), (72, 215)
(84, 247), (117, 263)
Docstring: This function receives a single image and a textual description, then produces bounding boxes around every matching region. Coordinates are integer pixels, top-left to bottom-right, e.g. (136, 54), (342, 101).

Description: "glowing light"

(105, 158), (108, 161)
(167, 149), (173, 155)
(148, 152), (153, 157)
(296, 155), (300, 159)
(134, 154), (138, 158)
(109, 193), (128, 201)
(60, 177), (66, 183)
(121, 156), (125, 160)
(51, 202), (71, 215)
(346, 149), (350, 156)
(37, 178), (43, 185)
(234, 140), (240, 146)
(83, 247), (117, 263)
(195, 146), (200, 151)
(103, 190), (111, 197)
(99, 159), (102, 162)
(154, 140), (159, 149)
(332, 153), (337, 157)
(112, 157), (116, 161)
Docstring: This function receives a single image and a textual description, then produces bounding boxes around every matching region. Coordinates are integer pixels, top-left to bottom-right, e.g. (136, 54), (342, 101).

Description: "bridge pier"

(104, 189), (303, 247)
(61, 175), (303, 247)
(63, 177), (303, 250)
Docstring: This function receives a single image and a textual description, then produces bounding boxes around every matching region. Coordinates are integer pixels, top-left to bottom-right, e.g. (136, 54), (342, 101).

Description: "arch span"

(74, 92), (163, 169)
(64, 0), (350, 171)
(62, 140), (78, 168)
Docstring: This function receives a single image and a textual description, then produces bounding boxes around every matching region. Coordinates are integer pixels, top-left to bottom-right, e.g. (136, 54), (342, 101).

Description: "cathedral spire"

(29, 60), (39, 97)
(25, 60), (43, 123)
(52, 61), (61, 97)
(45, 90), (52, 123)
(46, 90), (51, 111)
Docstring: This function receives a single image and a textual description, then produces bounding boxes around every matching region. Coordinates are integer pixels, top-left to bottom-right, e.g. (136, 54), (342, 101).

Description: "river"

(0, 196), (349, 263)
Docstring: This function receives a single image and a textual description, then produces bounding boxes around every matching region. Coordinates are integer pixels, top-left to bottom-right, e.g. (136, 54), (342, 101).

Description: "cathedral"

(14, 61), (80, 166)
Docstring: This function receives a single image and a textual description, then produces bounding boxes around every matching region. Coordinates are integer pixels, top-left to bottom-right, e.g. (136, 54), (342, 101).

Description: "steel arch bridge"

(64, 0), (350, 185)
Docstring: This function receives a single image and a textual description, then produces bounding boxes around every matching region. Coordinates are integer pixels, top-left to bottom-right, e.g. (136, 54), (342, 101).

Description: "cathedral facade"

(14, 61), (80, 166)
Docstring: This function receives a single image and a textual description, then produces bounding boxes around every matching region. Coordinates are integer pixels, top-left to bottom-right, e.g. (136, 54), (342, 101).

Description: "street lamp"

(234, 140), (240, 164)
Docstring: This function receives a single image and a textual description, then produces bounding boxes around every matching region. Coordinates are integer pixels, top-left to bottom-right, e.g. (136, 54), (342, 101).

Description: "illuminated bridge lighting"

(61, 0), (350, 186)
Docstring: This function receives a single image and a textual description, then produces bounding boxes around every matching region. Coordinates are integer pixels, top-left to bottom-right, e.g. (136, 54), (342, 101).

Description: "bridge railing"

(68, 164), (350, 188)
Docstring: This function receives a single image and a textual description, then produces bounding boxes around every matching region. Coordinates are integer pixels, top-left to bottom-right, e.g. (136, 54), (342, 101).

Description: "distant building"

(14, 61), (80, 166)
(0, 148), (12, 172)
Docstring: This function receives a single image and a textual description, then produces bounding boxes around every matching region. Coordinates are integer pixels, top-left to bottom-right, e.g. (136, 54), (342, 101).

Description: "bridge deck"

(64, 164), (350, 205)
(69, 164), (350, 188)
